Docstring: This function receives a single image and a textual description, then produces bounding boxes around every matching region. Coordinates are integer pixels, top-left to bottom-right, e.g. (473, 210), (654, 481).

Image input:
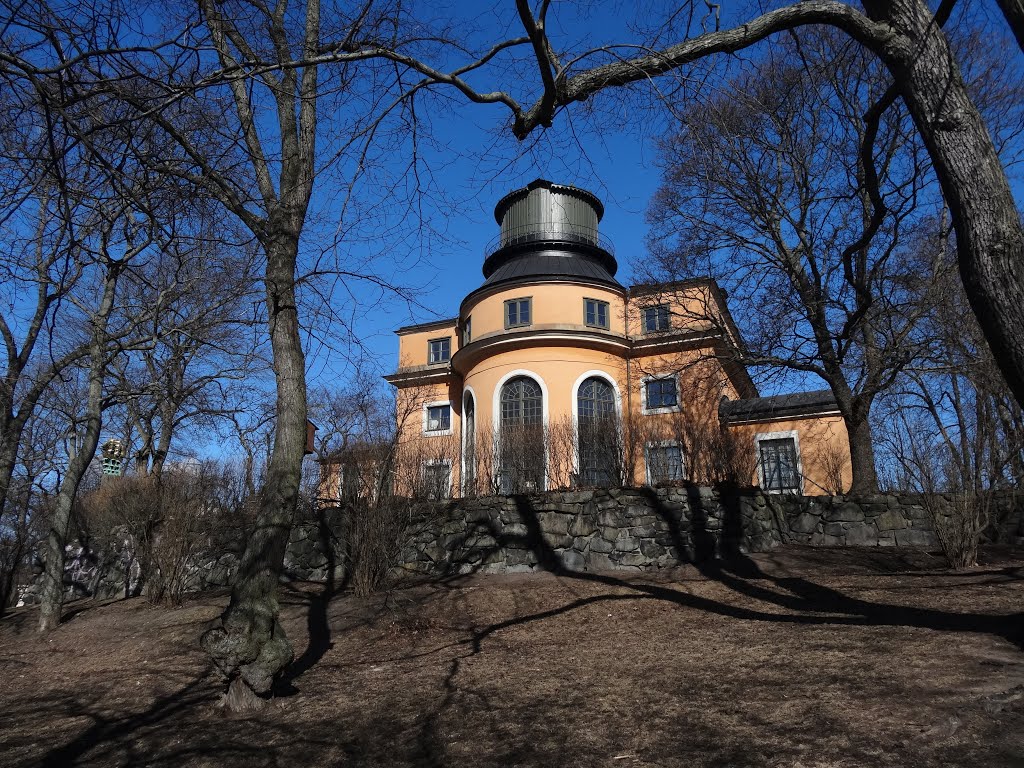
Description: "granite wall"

(19, 486), (1021, 603)
(394, 487), (1023, 576)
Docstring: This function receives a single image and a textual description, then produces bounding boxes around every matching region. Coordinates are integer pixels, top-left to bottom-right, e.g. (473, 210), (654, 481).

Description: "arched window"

(462, 392), (476, 496)
(577, 377), (619, 486)
(499, 376), (545, 492)
(501, 377), (543, 425)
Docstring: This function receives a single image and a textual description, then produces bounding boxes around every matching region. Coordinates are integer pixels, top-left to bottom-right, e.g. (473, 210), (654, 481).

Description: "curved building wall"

(463, 281), (626, 342)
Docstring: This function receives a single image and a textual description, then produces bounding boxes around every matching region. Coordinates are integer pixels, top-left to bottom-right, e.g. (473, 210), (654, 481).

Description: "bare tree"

(642, 31), (943, 493)
(112, 238), (260, 479)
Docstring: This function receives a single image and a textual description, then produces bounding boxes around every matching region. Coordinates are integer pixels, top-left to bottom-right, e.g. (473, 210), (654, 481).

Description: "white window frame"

(641, 374), (681, 415)
(754, 430), (804, 495)
(644, 440), (685, 486)
(422, 400), (454, 436)
(421, 459), (452, 500)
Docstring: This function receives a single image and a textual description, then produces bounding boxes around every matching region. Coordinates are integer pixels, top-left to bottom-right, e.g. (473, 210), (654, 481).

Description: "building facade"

(382, 180), (851, 499)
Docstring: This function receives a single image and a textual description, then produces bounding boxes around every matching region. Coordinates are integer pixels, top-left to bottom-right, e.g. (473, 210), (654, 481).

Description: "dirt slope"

(1, 547), (1023, 768)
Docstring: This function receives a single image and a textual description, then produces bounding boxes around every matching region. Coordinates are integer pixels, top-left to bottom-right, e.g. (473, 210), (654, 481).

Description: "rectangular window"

(644, 305), (671, 333)
(423, 462), (451, 500)
(462, 317), (471, 346)
(584, 298), (609, 329)
(645, 377), (678, 410)
(646, 444), (684, 485)
(425, 404), (451, 433)
(428, 337), (450, 364)
(504, 298), (532, 328)
(759, 437), (800, 492)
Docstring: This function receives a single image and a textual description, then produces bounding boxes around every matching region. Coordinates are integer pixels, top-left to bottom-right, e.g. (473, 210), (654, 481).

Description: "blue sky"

(296, 0), (1024, 400)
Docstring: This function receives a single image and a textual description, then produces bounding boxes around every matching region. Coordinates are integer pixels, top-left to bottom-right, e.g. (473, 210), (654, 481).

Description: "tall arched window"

(462, 392), (475, 496)
(577, 377), (619, 486)
(499, 376), (544, 492)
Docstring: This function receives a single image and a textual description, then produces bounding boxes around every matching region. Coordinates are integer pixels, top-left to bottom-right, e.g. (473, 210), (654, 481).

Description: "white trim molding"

(422, 400), (454, 436)
(460, 386), (477, 496)
(753, 430), (804, 495)
(640, 373), (682, 415)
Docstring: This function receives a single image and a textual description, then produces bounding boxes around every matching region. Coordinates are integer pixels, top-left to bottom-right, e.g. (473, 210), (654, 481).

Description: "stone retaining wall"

(395, 487), (1023, 576)
(21, 486), (1022, 602)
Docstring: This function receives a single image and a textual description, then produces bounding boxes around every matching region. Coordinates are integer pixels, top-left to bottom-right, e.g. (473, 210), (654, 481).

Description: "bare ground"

(1, 547), (1023, 768)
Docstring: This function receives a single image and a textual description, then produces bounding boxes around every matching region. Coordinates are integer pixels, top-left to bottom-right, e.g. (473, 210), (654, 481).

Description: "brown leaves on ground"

(1, 547), (1023, 768)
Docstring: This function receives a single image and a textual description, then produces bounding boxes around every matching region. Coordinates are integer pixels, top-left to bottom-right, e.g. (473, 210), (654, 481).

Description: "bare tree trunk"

(996, 0), (1024, 54)
(845, 408), (878, 495)
(37, 269), (119, 632)
(201, 232), (305, 704)
(858, 1), (1024, 407)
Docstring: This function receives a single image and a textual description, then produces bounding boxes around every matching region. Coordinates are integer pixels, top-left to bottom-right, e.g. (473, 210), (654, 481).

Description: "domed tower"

(481, 179), (619, 289)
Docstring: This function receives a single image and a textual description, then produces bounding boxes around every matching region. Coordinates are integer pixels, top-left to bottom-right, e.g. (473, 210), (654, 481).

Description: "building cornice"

(383, 366), (456, 387)
(722, 409), (843, 427)
(395, 317), (459, 335)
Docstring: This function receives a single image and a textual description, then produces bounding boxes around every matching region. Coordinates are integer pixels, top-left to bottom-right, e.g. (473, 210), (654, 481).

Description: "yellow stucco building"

(383, 180), (851, 499)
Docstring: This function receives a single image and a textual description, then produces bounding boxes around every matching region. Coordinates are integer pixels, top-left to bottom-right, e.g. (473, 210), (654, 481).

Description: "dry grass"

(1, 547), (1023, 767)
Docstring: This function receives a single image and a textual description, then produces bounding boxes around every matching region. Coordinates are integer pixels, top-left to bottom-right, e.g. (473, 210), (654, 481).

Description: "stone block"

(465, 534), (497, 549)
(503, 523), (528, 538)
(539, 512), (570, 535)
(810, 532), (843, 547)
(618, 552), (649, 567)
(569, 514), (598, 537)
(587, 552), (615, 572)
(543, 533), (574, 549)
(876, 510), (909, 531)
(824, 522), (845, 537)
(613, 534), (640, 553)
(826, 502), (865, 523)
(506, 549), (537, 566)
(598, 510), (622, 528)
(561, 491), (594, 504)
(588, 537), (614, 553)
(558, 549), (585, 571)
(601, 526), (620, 542)
(895, 528), (939, 548)
(640, 539), (666, 559)
(624, 504), (652, 519)
(844, 524), (878, 546)
(903, 505), (930, 520)
(631, 524), (657, 538)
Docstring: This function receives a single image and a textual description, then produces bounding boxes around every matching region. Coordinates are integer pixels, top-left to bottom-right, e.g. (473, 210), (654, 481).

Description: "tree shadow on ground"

(478, 492), (1024, 651)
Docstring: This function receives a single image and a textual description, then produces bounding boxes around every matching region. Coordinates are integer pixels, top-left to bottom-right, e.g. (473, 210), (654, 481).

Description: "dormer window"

(505, 298), (532, 328)
(643, 305), (671, 333)
(428, 337), (450, 365)
(584, 298), (609, 329)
